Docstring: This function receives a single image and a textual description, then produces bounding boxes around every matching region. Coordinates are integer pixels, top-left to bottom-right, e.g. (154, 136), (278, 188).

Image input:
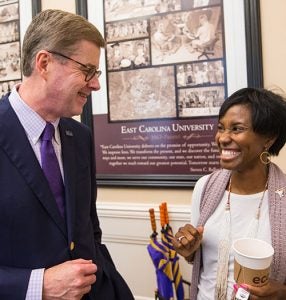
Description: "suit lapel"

(59, 120), (76, 245)
(0, 98), (67, 237)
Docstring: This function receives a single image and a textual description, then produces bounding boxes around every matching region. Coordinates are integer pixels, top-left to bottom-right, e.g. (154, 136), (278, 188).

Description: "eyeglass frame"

(47, 50), (102, 82)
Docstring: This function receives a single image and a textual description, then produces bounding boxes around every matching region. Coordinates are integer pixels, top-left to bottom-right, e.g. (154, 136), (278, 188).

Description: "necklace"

(215, 176), (268, 300)
(227, 177), (269, 226)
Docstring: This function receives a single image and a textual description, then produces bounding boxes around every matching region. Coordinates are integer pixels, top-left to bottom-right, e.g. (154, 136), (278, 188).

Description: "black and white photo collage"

(0, 0), (21, 98)
(104, 0), (226, 121)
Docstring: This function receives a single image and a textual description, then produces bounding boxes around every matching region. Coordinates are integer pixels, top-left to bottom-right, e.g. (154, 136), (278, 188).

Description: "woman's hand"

(171, 224), (204, 260)
(244, 279), (286, 299)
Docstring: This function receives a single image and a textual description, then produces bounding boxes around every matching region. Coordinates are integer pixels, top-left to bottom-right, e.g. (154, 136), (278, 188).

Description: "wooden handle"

(149, 208), (156, 232)
(159, 204), (165, 228)
(162, 202), (169, 225)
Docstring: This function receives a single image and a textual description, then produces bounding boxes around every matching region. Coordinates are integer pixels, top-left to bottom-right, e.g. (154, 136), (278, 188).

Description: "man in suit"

(0, 9), (134, 300)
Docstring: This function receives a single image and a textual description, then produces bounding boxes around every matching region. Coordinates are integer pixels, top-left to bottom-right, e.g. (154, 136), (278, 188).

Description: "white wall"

(41, 0), (75, 11)
(260, 0), (286, 172)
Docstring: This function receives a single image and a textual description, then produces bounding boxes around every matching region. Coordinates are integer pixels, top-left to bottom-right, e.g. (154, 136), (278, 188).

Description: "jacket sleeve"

(88, 127), (102, 243)
(0, 266), (31, 300)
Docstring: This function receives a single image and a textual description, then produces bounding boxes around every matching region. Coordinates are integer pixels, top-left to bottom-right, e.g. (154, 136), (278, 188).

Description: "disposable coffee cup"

(232, 238), (274, 287)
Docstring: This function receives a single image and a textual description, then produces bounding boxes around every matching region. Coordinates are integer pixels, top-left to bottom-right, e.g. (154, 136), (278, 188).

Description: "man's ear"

(35, 51), (51, 78)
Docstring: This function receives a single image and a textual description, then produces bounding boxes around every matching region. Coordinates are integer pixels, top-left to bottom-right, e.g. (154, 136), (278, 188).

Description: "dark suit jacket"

(0, 94), (134, 300)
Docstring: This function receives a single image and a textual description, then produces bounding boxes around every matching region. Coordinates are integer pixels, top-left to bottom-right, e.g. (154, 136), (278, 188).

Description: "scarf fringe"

(215, 210), (231, 300)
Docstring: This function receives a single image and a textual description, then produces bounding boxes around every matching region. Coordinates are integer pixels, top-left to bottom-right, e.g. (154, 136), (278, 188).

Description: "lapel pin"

(65, 130), (73, 137)
(275, 187), (286, 199)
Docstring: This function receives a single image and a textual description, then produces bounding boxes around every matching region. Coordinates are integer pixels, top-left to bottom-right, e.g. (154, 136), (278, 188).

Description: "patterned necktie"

(40, 122), (65, 217)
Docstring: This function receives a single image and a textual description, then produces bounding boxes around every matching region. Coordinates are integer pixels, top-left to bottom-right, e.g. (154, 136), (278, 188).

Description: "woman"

(172, 87), (286, 299)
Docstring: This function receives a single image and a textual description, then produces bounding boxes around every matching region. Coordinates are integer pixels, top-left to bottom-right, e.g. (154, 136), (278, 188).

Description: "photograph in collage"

(104, 0), (226, 121)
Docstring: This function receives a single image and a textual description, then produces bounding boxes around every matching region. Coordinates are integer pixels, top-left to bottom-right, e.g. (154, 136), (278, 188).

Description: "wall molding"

(97, 201), (191, 220)
(97, 202), (191, 244)
(102, 233), (148, 245)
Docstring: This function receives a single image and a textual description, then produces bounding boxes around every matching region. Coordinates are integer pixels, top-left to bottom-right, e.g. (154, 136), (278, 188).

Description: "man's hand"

(43, 259), (97, 300)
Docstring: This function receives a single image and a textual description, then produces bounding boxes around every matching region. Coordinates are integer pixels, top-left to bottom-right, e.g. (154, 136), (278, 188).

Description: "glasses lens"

(86, 68), (102, 81)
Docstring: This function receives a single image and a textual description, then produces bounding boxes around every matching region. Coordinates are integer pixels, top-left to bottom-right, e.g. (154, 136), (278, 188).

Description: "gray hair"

(21, 9), (105, 76)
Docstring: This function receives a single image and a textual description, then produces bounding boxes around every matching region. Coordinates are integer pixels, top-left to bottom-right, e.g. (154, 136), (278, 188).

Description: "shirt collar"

(9, 84), (61, 144)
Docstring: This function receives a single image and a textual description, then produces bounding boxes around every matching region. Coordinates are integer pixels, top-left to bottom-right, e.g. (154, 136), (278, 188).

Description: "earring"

(260, 150), (271, 165)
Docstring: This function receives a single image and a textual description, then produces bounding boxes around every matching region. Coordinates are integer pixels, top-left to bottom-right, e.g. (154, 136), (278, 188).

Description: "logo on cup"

(252, 274), (269, 285)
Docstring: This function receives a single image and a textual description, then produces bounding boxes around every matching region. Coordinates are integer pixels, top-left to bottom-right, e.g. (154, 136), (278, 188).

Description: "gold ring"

(178, 235), (186, 242)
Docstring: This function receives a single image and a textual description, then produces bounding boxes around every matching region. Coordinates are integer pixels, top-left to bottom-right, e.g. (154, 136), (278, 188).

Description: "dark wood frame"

(31, 0), (41, 17)
(32, 0), (263, 187)
(75, 0), (94, 132)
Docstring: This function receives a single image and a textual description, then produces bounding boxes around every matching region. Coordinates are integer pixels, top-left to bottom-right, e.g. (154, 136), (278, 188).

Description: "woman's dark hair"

(219, 87), (286, 156)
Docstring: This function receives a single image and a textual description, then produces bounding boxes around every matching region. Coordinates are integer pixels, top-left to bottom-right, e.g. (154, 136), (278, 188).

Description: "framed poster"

(0, 0), (33, 98)
(83, 0), (262, 187)
(0, 0), (23, 98)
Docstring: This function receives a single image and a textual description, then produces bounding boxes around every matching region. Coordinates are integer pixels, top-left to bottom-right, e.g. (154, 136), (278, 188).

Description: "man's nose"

(87, 76), (101, 91)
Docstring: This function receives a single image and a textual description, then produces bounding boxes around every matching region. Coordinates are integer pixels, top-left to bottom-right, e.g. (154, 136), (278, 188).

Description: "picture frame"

(0, 0), (23, 98)
(0, 0), (38, 96)
(81, 0), (263, 187)
(31, 0), (41, 17)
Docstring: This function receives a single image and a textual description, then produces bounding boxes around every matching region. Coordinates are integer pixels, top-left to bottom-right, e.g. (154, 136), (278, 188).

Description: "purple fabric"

(40, 122), (65, 217)
(147, 238), (174, 299)
(161, 227), (184, 300)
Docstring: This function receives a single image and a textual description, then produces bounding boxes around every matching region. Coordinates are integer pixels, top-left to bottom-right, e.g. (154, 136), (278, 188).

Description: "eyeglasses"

(217, 124), (250, 135)
(47, 50), (102, 82)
